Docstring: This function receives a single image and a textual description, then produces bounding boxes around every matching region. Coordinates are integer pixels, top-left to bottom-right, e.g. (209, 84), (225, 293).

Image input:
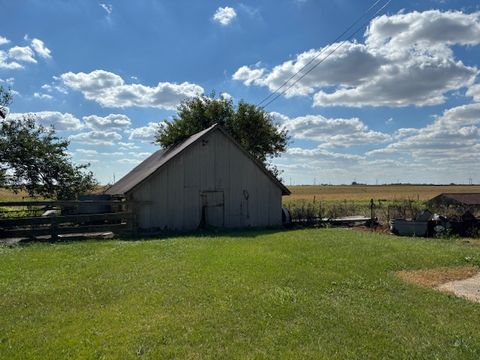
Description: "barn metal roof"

(428, 193), (480, 206)
(105, 124), (290, 196)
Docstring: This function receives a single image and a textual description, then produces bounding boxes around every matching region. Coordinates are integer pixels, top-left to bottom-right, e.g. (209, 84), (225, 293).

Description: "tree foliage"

(0, 86), (97, 199)
(155, 94), (289, 173)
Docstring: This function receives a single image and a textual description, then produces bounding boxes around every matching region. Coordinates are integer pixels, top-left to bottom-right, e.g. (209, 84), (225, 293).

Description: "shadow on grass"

(2, 225), (303, 247)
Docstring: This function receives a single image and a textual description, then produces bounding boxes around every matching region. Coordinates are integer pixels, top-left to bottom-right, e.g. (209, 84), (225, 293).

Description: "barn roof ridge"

(105, 123), (290, 196)
(427, 192), (480, 206)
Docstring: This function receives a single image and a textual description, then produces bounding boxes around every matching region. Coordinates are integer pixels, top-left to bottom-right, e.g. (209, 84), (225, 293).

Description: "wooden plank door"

(200, 191), (225, 227)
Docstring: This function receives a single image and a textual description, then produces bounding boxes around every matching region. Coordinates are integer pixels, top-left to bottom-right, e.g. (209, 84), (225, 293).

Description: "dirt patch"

(457, 239), (480, 247)
(353, 224), (392, 235)
(395, 266), (479, 288)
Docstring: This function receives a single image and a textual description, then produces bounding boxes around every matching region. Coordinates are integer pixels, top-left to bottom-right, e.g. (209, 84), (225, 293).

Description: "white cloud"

(129, 151), (151, 158)
(61, 70), (204, 110)
(9, 111), (84, 131)
(232, 65), (265, 86)
(213, 6), (237, 26)
(83, 114), (131, 131)
(278, 113), (391, 147)
(118, 158), (142, 165)
(99, 3), (113, 14)
(30, 38), (51, 59)
(101, 151), (124, 156)
(118, 141), (140, 150)
(33, 92), (53, 100)
(128, 122), (158, 142)
(467, 84), (480, 102)
(0, 51), (22, 69)
(8, 46), (36, 63)
(312, 56), (476, 107)
(233, 10), (480, 108)
(69, 130), (122, 145)
(365, 10), (480, 56)
(287, 146), (364, 161)
(367, 103), (480, 163)
(76, 148), (98, 156)
(221, 92), (232, 101)
(78, 159), (100, 164)
(0, 36), (10, 46)
(41, 83), (68, 95)
(0, 77), (15, 85)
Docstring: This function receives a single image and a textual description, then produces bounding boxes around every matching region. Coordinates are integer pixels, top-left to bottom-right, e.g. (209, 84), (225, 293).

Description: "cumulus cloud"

(76, 148), (98, 156)
(367, 103), (480, 163)
(365, 10), (480, 55)
(30, 38), (51, 59)
(467, 84), (480, 102)
(277, 112), (391, 147)
(61, 70), (204, 109)
(0, 37), (51, 69)
(83, 114), (131, 131)
(232, 65), (265, 86)
(118, 141), (140, 150)
(220, 92), (232, 101)
(312, 56), (476, 107)
(0, 51), (22, 69)
(213, 6), (237, 26)
(8, 46), (36, 63)
(118, 158), (142, 165)
(9, 111), (84, 131)
(287, 146), (364, 161)
(33, 92), (53, 100)
(128, 122), (158, 142)
(41, 83), (68, 95)
(69, 130), (122, 145)
(233, 10), (480, 108)
(0, 36), (10, 46)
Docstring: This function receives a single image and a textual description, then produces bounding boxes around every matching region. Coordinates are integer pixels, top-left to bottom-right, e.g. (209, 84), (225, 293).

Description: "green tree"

(155, 94), (289, 176)
(0, 86), (97, 199)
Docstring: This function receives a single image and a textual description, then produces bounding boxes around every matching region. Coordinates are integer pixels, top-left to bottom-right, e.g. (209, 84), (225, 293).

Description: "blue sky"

(2, 0), (480, 185)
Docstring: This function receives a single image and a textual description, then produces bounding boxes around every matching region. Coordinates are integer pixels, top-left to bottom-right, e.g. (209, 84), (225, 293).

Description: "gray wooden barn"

(105, 124), (290, 231)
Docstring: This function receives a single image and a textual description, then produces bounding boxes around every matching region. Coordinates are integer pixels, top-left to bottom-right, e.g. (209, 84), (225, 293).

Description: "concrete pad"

(437, 273), (480, 303)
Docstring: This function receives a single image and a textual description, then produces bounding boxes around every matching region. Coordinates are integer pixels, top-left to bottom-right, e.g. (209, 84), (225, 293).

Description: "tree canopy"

(155, 94), (289, 171)
(0, 86), (97, 199)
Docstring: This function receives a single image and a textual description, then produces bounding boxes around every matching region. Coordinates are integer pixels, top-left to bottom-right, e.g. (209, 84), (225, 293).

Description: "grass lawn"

(1, 229), (480, 359)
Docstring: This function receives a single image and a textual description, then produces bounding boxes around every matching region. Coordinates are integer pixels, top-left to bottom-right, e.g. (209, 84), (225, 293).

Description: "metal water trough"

(390, 219), (429, 237)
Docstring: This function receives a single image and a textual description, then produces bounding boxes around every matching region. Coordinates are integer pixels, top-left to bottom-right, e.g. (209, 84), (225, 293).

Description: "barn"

(426, 193), (480, 212)
(105, 124), (290, 231)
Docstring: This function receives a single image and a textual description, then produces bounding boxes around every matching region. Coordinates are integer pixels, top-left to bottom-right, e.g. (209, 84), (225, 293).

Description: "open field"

(286, 184), (480, 203)
(0, 188), (28, 201)
(1, 228), (480, 359)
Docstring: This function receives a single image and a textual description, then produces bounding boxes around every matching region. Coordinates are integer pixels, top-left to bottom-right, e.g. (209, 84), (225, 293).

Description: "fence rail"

(0, 199), (135, 240)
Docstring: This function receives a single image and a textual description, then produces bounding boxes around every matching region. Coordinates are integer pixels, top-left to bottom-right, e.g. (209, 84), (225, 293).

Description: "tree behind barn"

(155, 94), (288, 174)
(0, 86), (97, 199)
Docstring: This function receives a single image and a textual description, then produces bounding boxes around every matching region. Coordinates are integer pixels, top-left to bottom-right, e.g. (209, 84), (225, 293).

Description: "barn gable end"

(106, 125), (289, 230)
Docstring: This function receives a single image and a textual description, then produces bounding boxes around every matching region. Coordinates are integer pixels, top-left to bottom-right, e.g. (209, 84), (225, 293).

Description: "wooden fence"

(0, 200), (134, 240)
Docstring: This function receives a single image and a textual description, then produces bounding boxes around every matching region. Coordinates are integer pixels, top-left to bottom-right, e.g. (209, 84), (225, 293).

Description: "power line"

(256, 0), (384, 107)
(259, 0), (392, 109)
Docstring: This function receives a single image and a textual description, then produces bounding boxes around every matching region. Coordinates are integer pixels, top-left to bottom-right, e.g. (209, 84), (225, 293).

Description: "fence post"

(51, 216), (58, 241)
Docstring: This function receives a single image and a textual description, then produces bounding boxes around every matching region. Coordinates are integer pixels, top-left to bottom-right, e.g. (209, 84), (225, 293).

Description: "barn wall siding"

(130, 129), (283, 231)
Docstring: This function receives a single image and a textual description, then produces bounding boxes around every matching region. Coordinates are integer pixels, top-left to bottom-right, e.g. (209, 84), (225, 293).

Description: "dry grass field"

(0, 188), (29, 201)
(286, 185), (480, 203)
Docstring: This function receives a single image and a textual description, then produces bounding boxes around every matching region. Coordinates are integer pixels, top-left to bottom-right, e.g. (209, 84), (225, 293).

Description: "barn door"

(200, 191), (224, 228)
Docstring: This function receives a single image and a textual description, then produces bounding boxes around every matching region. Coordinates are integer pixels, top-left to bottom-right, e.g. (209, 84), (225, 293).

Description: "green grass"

(1, 228), (480, 359)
